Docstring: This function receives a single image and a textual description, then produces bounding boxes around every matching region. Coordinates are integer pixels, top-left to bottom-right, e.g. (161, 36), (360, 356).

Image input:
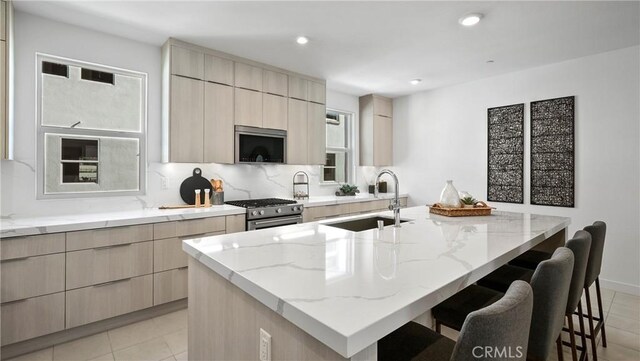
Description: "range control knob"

(251, 211), (258, 216)
(259, 210), (265, 215)
(292, 207), (297, 211)
(276, 208), (282, 213)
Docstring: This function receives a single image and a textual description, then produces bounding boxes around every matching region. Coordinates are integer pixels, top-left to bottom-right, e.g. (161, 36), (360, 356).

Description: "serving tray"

(428, 201), (493, 217)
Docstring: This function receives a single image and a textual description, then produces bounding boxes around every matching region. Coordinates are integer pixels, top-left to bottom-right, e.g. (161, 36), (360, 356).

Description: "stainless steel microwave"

(235, 126), (286, 164)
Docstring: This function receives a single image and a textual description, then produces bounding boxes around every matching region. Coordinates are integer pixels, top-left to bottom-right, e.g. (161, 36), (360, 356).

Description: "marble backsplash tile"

(1, 160), (384, 218)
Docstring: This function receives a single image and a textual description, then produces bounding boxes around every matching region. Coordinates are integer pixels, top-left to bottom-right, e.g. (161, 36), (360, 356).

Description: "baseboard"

(1, 299), (187, 360)
(599, 278), (640, 296)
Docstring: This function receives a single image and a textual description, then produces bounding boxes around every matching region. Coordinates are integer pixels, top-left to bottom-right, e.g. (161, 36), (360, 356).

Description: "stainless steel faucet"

(374, 169), (401, 227)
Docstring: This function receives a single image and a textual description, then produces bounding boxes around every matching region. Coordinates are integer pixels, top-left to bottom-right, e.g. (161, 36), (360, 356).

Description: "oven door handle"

(251, 216), (302, 228)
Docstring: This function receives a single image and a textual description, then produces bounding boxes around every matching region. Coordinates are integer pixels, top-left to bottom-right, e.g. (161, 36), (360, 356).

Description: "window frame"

(36, 53), (147, 199)
(321, 108), (355, 185)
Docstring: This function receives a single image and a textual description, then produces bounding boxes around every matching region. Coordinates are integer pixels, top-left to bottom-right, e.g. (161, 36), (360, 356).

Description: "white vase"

(440, 180), (461, 208)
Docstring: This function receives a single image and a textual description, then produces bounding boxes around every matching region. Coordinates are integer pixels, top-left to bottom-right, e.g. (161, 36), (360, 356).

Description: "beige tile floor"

(7, 286), (639, 361)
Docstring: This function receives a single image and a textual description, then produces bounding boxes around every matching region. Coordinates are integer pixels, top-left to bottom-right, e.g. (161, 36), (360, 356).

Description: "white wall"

(393, 46), (640, 293)
(0, 12), (375, 219)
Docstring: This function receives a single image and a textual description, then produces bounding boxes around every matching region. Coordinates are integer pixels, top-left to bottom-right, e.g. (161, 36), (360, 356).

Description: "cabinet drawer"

(66, 275), (153, 328)
(1, 233), (65, 260)
(1, 292), (65, 346)
(225, 214), (246, 234)
(154, 217), (227, 239)
(321, 204), (350, 219)
(66, 241), (153, 290)
(1, 254), (65, 303)
(154, 238), (188, 272)
(154, 268), (188, 306)
(66, 224), (153, 251)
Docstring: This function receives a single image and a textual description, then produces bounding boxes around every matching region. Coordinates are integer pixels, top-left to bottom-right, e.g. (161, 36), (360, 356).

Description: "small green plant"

(460, 196), (477, 205)
(338, 184), (359, 195)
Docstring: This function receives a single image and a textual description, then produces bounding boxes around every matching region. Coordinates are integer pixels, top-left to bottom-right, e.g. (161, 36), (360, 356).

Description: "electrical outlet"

(161, 177), (169, 190)
(259, 328), (271, 361)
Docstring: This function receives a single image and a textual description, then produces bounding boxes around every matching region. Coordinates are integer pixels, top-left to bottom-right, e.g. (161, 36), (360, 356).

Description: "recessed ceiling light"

(459, 13), (483, 27)
(410, 79), (422, 85)
(296, 36), (309, 45)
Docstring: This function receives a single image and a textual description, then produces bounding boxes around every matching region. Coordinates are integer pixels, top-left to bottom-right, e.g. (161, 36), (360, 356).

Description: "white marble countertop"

(183, 206), (570, 358)
(299, 193), (409, 207)
(0, 205), (245, 238)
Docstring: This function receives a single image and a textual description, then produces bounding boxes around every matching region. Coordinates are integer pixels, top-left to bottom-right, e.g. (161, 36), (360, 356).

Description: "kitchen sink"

(325, 216), (409, 232)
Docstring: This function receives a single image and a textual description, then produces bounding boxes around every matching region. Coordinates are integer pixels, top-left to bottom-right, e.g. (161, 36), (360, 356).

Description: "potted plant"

(336, 184), (360, 196)
(460, 196), (477, 208)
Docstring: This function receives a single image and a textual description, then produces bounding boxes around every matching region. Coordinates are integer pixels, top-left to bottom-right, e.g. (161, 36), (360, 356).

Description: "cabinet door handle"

(1, 256), (30, 263)
(93, 278), (132, 287)
(93, 243), (132, 251)
(2, 298), (28, 305)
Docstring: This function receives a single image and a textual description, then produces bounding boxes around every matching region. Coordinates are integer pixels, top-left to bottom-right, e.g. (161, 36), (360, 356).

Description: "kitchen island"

(183, 206), (570, 360)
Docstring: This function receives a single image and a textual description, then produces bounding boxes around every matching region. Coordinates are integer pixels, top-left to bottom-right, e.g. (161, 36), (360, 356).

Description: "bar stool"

(378, 281), (533, 361)
(579, 222), (607, 360)
(432, 248), (574, 361)
(474, 231), (593, 361)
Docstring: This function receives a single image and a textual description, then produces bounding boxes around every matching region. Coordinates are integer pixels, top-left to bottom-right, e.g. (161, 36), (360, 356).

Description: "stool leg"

(595, 278), (608, 347)
(584, 286), (599, 360)
(435, 320), (441, 334)
(568, 314), (579, 361)
(557, 336), (565, 361)
(577, 302), (589, 361)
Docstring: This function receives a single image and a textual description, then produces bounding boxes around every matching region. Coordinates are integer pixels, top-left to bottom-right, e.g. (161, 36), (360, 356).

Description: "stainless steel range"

(225, 198), (304, 231)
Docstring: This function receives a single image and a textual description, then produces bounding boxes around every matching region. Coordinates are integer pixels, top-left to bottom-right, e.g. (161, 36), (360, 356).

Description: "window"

(322, 109), (354, 183)
(37, 54), (146, 198)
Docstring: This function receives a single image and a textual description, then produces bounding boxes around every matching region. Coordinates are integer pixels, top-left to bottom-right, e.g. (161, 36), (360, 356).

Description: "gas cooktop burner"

(225, 198), (298, 209)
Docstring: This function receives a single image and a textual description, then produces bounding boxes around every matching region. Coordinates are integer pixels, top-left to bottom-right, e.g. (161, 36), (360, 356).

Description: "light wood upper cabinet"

(171, 46), (204, 80)
(374, 96), (393, 117)
(204, 54), (234, 86)
(373, 115), (393, 166)
(287, 98), (308, 164)
(288, 76), (308, 101)
(234, 88), (262, 128)
(307, 102), (326, 165)
(234, 62), (263, 91)
(308, 81), (326, 105)
(263, 70), (288, 97)
(263, 93), (287, 130)
(0, 2), (6, 42)
(204, 82), (234, 164)
(360, 94), (393, 166)
(170, 75), (204, 163)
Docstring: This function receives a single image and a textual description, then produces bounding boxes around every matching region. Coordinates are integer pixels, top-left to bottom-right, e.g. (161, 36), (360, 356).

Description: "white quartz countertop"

(298, 192), (408, 207)
(0, 205), (245, 238)
(183, 206), (570, 358)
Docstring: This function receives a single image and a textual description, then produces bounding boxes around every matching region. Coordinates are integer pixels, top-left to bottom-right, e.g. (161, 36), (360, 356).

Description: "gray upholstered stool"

(578, 222), (607, 360)
(432, 248), (574, 361)
(378, 281), (533, 361)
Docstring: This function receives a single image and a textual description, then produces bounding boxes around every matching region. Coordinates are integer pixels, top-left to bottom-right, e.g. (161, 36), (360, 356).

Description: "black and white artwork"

(487, 104), (524, 203)
(530, 96), (575, 207)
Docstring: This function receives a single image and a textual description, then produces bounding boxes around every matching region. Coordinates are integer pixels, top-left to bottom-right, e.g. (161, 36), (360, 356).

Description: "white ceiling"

(14, 1), (640, 97)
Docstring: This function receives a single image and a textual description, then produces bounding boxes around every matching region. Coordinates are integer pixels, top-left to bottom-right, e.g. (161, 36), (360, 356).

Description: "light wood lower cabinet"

(1, 233), (65, 261)
(302, 198), (407, 223)
(154, 237), (190, 273)
(1, 292), (65, 346)
(225, 214), (246, 233)
(66, 241), (153, 290)
(154, 268), (188, 305)
(66, 275), (153, 328)
(66, 224), (153, 251)
(1, 254), (65, 303)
